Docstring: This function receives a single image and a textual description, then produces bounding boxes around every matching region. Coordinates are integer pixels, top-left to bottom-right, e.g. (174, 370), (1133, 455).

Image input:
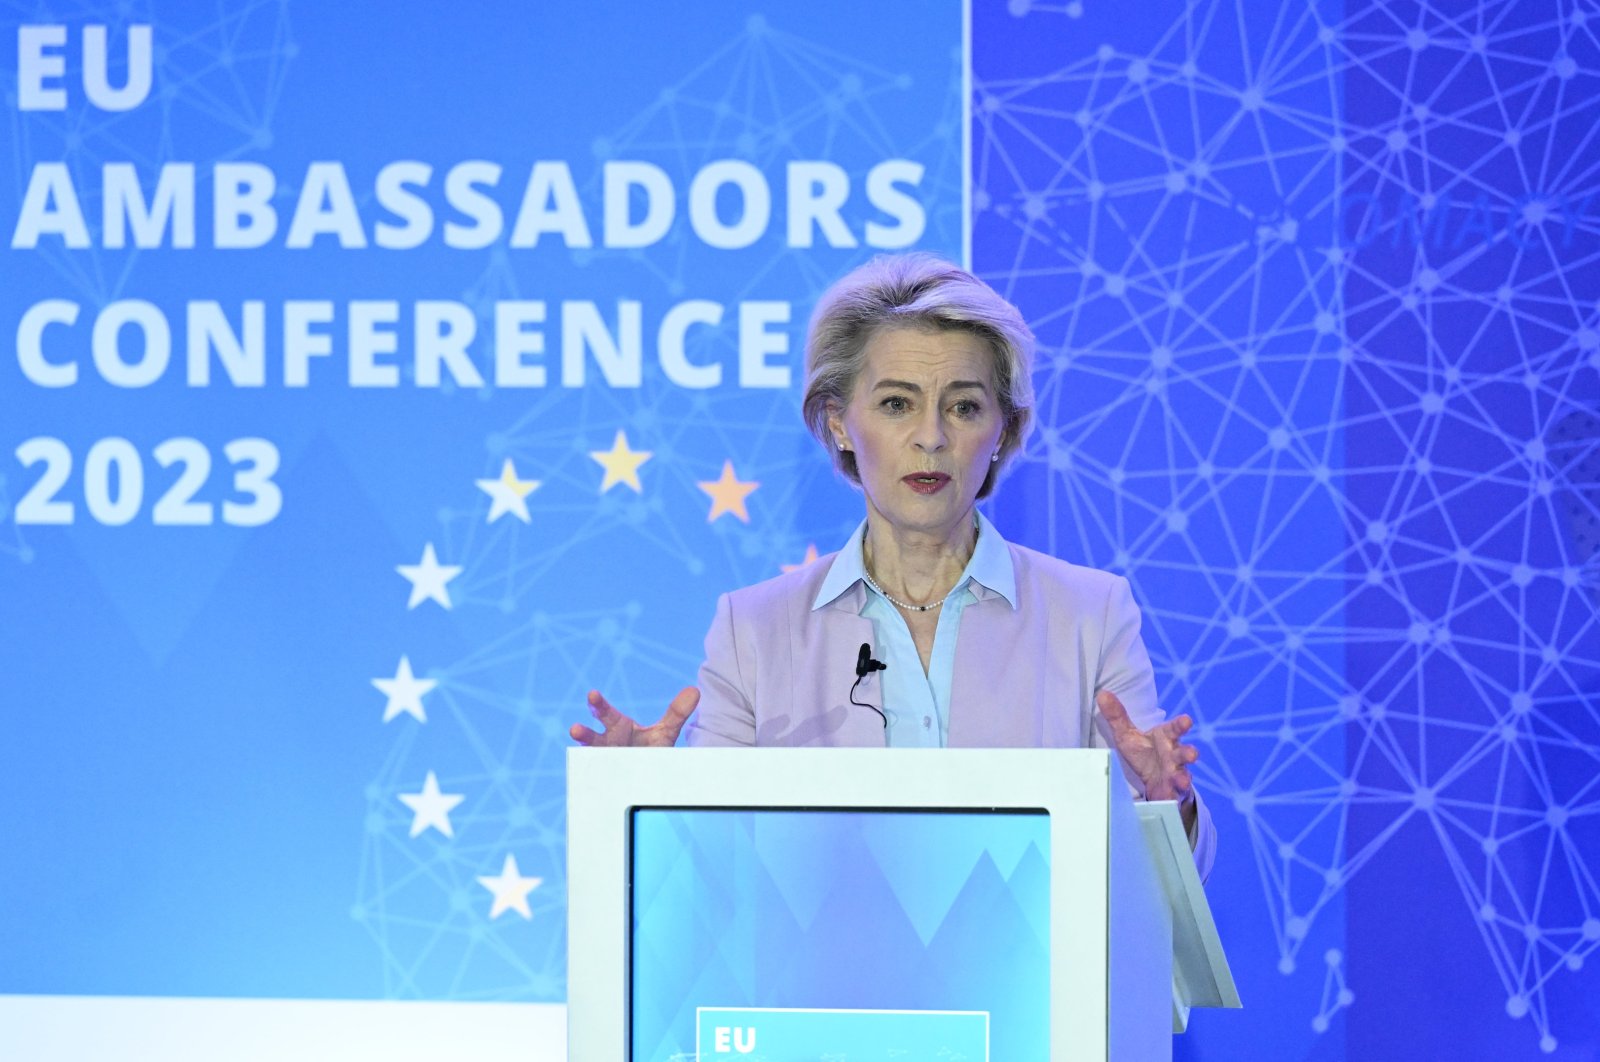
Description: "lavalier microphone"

(855, 642), (887, 678)
(851, 642), (887, 727)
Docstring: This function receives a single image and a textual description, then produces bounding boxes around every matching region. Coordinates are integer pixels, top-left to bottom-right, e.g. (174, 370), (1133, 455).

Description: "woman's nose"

(912, 408), (947, 451)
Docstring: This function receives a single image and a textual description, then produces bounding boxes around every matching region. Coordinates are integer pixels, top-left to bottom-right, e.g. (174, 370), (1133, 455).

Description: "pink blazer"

(683, 538), (1217, 879)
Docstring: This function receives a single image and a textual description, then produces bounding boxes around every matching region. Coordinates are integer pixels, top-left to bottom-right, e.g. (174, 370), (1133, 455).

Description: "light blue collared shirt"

(811, 511), (1018, 746)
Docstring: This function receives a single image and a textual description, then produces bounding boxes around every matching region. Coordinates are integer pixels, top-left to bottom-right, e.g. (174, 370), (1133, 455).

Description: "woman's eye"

(881, 395), (910, 413)
(952, 400), (981, 417)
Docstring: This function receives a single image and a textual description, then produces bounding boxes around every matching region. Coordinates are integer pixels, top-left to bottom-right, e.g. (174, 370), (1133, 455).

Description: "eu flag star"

(477, 854), (542, 919)
(590, 430), (652, 493)
(698, 461), (758, 523)
(373, 656), (437, 723)
(398, 771), (465, 838)
(476, 459), (540, 523)
(782, 544), (820, 572)
(397, 543), (463, 610)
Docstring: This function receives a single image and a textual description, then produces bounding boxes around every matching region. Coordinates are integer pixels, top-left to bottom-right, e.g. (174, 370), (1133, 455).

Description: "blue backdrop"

(978, 1), (1600, 1058)
(2, 1), (1597, 1059)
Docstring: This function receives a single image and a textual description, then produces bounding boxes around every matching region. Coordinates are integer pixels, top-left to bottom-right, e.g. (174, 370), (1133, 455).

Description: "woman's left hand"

(1095, 690), (1200, 828)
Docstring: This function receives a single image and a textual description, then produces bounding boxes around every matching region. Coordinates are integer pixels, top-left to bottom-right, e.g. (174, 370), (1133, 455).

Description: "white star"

(397, 770), (465, 838)
(397, 542), (463, 610)
(476, 459), (540, 524)
(477, 854), (542, 920)
(373, 655), (436, 723)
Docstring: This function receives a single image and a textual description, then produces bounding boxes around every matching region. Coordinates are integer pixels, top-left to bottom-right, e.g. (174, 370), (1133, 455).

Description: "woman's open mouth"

(902, 472), (951, 494)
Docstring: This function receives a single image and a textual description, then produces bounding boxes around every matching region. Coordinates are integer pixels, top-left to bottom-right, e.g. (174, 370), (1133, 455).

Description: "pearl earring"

(991, 451), (1000, 462)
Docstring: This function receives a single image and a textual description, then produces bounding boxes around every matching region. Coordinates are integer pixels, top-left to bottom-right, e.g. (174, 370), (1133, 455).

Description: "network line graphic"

(978, 0), (1599, 1054)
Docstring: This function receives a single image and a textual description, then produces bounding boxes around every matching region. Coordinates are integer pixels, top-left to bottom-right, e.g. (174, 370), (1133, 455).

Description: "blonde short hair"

(801, 253), (1035, 499)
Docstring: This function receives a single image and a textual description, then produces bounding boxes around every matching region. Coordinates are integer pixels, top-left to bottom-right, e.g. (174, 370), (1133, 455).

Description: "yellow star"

(476, 458), (540, 523)
(782, 544), (820, 572)
(698, 460), (759, 523)
(589, 430), (652, 493)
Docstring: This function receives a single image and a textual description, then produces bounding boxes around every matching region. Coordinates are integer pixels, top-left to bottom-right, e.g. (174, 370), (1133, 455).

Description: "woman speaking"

(571, 252), (1214, 877)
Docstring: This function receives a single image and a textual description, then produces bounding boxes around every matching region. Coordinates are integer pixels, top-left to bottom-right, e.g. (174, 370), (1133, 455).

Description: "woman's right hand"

(568, 687), (700, 747)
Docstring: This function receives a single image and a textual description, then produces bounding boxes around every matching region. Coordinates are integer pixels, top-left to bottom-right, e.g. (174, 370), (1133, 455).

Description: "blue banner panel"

(0, 1), (964, 1002)
(630, 809), (1049, 1062)
(975, 1), (1600, 1059)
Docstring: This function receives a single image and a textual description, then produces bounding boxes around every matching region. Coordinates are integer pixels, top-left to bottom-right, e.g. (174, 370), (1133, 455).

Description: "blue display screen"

(629, 808), (1051, 1061)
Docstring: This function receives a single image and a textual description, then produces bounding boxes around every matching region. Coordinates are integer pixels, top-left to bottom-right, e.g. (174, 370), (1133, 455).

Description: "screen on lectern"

(628, 807), (1051, 1060)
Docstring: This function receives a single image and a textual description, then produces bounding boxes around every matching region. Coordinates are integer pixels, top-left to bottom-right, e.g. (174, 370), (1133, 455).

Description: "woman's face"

(828, 326), (1006, 542)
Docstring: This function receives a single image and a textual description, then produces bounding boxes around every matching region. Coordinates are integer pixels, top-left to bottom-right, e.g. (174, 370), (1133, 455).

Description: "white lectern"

(568, 747), (1238, 1061)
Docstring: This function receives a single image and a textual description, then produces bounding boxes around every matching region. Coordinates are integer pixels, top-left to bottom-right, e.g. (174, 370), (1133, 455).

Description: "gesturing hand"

(569, 687), (700, 748)
(1095, 689), (1199, 810)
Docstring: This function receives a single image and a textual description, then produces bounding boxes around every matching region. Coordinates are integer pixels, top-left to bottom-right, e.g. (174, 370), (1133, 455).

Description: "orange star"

(782, 544), (820, 572)
(698, 461), (759, 523)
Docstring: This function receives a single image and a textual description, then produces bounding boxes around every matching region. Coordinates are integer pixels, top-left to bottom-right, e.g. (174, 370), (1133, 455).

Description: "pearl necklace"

(862, 567), (960, 612)
(861, 516), (979, 612)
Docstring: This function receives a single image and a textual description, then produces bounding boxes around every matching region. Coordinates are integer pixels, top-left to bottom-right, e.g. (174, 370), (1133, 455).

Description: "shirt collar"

(812, 510), (1018, 612)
